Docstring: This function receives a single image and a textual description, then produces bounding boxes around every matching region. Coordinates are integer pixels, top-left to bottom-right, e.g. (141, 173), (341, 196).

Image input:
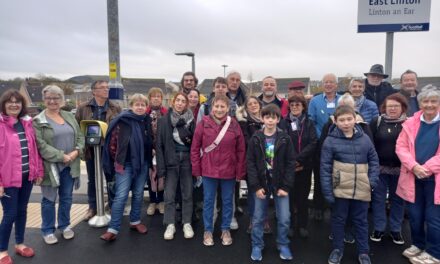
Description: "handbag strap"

(204, 116), (231, 153)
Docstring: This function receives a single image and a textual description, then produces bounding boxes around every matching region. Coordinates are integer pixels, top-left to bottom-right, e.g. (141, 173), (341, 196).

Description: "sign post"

(357, 0), (431, 80)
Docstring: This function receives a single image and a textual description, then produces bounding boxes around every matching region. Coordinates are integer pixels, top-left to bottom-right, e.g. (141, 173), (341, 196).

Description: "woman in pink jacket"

(395, 85), (440, 264)
(191, 94), (246, 247)
(0, 90), (43, 264)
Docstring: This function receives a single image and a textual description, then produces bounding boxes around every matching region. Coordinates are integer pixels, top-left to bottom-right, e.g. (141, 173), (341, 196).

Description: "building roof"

(0, 81), (22, 98)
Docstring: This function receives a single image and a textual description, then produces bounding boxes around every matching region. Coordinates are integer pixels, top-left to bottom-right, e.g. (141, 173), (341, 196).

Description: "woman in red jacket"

(191, 94), (246, 247)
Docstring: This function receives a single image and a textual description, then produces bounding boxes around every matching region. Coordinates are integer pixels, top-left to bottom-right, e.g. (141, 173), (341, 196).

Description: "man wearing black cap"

(364, 64), (397, 107)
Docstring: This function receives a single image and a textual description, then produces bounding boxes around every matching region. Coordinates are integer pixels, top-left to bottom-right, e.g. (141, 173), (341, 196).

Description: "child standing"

(247, 104), (295, 261)
(320, 105), (379, 264)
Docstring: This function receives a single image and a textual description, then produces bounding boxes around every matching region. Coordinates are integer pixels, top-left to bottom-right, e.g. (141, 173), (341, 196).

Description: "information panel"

(358, 0), (431, 33)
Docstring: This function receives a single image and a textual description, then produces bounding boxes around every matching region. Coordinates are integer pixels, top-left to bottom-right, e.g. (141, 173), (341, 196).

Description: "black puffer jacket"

(246, 129), (295, 193)
(156, 110), (195, 177)
(279, 115), (318, 167)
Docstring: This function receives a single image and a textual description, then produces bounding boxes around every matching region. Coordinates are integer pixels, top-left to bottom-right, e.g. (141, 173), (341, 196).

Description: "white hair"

(42, 85), (65, 102)
(337, 93), (355, 108)
(417, 84), (440, 104)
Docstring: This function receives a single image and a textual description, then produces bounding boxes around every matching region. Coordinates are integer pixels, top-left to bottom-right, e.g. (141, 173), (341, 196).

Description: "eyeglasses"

(290, 103), (303, 108)
(6, 100), (22, 105)
(386, 105), (401, 109)
(44, 97), (61, 102)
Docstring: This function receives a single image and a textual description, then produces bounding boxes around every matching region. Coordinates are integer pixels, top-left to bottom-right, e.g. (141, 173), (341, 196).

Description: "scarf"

(382, 113), (407, 124)
(289, 112), (305, 131)
(102, 110), (147, 178)
(170, 108), (194, 145)
(354, 96), (366, 112)
(247, 111), (262, 124)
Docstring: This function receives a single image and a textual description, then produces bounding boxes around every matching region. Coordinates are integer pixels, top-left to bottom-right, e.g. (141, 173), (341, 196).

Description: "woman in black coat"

(279, 95), (317, 238)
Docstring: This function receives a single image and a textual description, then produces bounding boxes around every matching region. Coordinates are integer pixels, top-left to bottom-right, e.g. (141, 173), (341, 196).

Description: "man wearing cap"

(287, 80), (313, 101)
(399, 69), (419, 117)
(258, 76), (289, 117)
(364, 64), (397, 107)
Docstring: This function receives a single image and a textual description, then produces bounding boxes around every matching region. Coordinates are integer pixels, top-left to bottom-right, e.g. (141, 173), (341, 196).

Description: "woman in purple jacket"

(0, 90), (43, 264)
(191, 94), (246, 247)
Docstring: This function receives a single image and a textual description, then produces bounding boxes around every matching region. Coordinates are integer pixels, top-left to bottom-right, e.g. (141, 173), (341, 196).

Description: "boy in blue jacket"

(247, 104), (295, 261)
(320, 105), (379, 264)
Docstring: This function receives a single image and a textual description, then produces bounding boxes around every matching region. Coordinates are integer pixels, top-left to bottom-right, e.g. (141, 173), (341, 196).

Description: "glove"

(176, 119), (186, 127)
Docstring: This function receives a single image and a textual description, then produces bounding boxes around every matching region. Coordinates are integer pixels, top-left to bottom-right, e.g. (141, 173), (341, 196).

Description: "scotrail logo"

(400, 24), (424, 31)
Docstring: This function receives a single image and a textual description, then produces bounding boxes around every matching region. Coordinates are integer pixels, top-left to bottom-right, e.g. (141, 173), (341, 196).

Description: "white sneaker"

(410, 251), (440, 264)
(183, 223), (194, 239)
(404, 245), (423, 259)
(43, 234), (58, 245)
(62, 227), (75, 240)
(147, 203), (156, 216)
(164, 224), (176, 240)
(230, 217), (239, 230)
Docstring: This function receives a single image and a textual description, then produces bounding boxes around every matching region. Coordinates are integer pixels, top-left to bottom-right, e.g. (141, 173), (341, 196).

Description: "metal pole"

(191, 55), (195, 75)
(385, 32), (394, 81)
(221, 65), (228, 77)
(107, 0), (124, 105)
(88, 146), (111, 227)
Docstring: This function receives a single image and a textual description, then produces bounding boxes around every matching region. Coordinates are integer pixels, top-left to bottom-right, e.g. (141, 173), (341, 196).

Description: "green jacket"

(33, 110), (85, 187)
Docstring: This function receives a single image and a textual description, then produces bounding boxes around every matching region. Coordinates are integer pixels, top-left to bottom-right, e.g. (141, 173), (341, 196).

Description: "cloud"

(0, 0), (439, 81)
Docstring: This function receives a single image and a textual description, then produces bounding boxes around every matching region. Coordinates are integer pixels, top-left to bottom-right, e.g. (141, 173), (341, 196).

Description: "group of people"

(0, 64), (439, 264)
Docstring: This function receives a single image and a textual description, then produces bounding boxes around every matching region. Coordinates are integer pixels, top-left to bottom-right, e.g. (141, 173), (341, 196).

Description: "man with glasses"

(180, 71), (206, 104)
(364, 64), (397, 108)
(307, 73), (341, 221)
(75, 80), (121, 220)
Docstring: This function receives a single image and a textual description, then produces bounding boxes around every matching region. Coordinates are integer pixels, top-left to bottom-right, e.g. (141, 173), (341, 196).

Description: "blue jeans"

(0, 178), (33, 251)
(108, 163), (148, 234)
(371, 173), (405, 232)
(407, 180), (440, 259)
(331, 198), (369, 255)
(202, 177), (235, 232)
(252, 187), (290, 249)
(41, 167), (74, 236)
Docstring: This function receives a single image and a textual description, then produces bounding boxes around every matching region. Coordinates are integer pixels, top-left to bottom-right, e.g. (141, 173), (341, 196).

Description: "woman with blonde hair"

(101, 93), (153, 241)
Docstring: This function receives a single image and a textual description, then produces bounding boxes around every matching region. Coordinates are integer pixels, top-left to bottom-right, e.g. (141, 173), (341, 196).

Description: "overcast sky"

(0, 0), (439, 82)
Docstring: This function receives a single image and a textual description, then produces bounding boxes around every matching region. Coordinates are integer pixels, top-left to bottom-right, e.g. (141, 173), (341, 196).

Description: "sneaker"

(221, 230), (233, 246)
(358, 254), (372, 264)
(62, 227), (75, 240)
(164, 224), (176, 240)
(344, 232), (355, 244)
(230, 217), (239, 230)
(390, 231), (405, 245)
(403, 245), (423, 259)
(328, 249), (343, 264)
(203, 231), (214, 246)
(43, 234), (58, 245)
(263, 220), (272, 234)
(147, 203), (156, 215)
(370, 230), (384, 242)
(299, 228), (309, 238)
(278, 245), (293, 260)
(409, 251), (440, 264)
(183, 223), (194, 239)
(251, 247), (263, 261)
(158, 202), (165, 214)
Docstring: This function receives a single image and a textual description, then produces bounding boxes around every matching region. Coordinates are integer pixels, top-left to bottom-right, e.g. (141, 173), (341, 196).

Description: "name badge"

(291, 122), (298, 131)
(327, 102), (335, 108)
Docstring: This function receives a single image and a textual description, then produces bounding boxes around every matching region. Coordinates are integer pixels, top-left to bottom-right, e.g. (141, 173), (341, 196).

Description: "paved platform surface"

(4, 205), (412, 264)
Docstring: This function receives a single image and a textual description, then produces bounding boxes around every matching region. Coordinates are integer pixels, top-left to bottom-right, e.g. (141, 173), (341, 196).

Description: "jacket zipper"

(350, 137), (358, 199)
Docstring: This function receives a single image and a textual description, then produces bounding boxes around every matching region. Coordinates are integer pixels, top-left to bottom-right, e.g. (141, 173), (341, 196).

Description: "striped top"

(14, 121), (30, 180)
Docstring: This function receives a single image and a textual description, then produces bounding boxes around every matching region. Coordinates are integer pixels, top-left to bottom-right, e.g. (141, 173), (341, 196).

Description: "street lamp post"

(221, 64), (228, 77)
(175, 52), (195, 74)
